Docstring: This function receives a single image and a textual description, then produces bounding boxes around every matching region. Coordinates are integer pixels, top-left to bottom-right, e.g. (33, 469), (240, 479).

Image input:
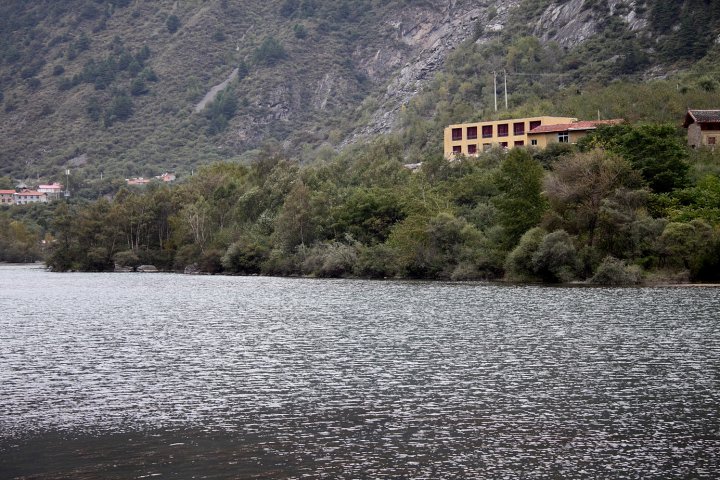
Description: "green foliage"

(103, 92), (133, 126)
(166, 14), (180, 34)
(666, 175), (720, 225)
(544, 149), (640, 245)
(0, 212), (42, 262)
(579, 124), (689, 193)
(531, 229), (580, 283)
(493, 149), (547, 248)
(130, 77), (148, 96)
(293, 23), (308, 39)
(253, 36), (286, 66)
(504, 227), (546, 282)
(590, 256), (642, 285)
(657, 219), (720, 279)
(204, 88), (238, 135)
(221, 234), (270, 274)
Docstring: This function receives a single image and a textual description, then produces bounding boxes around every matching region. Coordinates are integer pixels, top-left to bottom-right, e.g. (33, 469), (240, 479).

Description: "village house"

(13, 190), (48, 205)
(37, 182), (64, 200)
(683, 109), (720, 148)
(444, 116), (623, 158)
(0, 189), (15, 205)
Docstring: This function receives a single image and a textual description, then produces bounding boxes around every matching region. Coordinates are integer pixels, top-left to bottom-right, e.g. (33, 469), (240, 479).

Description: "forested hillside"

(2, 0), (720, 188)
(3, 0), (720, 283)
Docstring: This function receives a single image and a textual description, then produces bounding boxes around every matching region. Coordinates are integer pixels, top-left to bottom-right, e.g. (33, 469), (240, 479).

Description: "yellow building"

(444, 116), (623, 158)
(683, 109), (720, 148)
(444, 116), (576, 158)
(526, 119), (623, 149)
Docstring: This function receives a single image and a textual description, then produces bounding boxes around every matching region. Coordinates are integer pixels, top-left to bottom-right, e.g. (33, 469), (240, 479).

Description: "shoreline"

(3, 262), (720, 287)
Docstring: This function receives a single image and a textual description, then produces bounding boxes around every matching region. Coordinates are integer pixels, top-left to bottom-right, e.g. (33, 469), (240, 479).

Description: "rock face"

(532, 0), (647, 47)
(347, 0), (519, 142)
(346, 0), (650, 143)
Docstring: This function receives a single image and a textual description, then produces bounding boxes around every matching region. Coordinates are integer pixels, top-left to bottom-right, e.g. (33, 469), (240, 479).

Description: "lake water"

(1, 263), (719, 478)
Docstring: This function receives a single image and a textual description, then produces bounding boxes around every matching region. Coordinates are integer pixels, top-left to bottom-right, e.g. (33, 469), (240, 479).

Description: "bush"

(130, 78), (148, 96)
(221, 237), (270, 274)
(198, 249), (224, 273)
(531, 230), (580, 283)
(166, 15), (181, 33)
(261, 248), (301, 276)
(354, 243), (397, 278)
(302, 242), (358, 277)
(590, 256), (642, 285)
(114, 249), (140, 269)
(293, 23), (308, 39)
(253, 36), (286, 66)
(504, 227), (545, 281)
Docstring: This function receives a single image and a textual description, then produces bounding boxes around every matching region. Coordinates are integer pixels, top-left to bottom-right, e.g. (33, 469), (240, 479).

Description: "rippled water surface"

(1, 264), (719, 478)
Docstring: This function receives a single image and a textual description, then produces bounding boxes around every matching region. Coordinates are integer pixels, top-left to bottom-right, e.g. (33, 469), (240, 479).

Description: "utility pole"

(493, 71), (497, 112)
(504, 69), (508, 110)
(64, 169), (70, 198)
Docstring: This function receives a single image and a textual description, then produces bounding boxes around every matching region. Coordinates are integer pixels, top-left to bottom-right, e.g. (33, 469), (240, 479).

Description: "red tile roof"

(0, 190), (16, 195)
(683, 109), (720, 128)
(15, 191), (45, 196)
(529, 119), (623, 134)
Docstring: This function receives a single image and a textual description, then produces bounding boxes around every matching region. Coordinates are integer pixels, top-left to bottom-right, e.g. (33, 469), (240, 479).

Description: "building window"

(452, 128), (462, 141)
(467, 126), (477, 140)
(709, 136), (717, 145)
(467, 144), (477, 155)
(483, 143), (492, 151)
(529, 120), (541, 131)
(498, 124), (509, 137)
(558, 132), (569, 143)
(500, 142), (508, 148)
(513, 122), (525, 136)
(482, 125), (493, 138)
(531, 139), (538, 146)
(452, 145), (462, 154)
(515, 140), (524, 146)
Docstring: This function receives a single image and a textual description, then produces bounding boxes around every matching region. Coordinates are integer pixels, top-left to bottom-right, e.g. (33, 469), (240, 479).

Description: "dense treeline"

(38, 124), (720, 284)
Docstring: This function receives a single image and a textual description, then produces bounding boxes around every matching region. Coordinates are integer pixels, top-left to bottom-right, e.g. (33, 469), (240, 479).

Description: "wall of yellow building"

(443, 116), (577, 158)
(526, 130), (590, 148)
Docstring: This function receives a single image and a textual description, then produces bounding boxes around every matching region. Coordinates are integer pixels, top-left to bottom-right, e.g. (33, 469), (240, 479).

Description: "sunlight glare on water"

(1, 264), (719, 478)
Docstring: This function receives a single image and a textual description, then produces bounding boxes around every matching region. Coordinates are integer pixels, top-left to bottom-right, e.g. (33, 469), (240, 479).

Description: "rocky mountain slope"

(0, 0), (718, 184)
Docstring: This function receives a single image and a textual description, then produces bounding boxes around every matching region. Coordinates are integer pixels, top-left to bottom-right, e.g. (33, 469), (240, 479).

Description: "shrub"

(130, 78), (148, 96)
(590, 256), (642, 285)
(114, 249), (140, 269)
(221, 237), (270, 274)
(166, 14), (181, 33)
(293, 23), (308, 39)
(198, 249), (224, 273)
(261, 248), (301, 275)
(504, 227), (546, 282)
(253, 36), (286, 66)
(302, 242), (358, 277)
(531, 229), (580, 283)
(354, 243), (397, 278)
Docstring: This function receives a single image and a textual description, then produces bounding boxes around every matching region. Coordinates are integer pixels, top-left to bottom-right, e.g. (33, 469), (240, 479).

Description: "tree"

(493, 149), (547, 248)
(657, 219), (719, 279)
(166, 14), (181, 33)
(544, 149), (639, 246)
(274, 180), (315, 250)
(253, 36), (286, 66)
(579, 124), (689, 193)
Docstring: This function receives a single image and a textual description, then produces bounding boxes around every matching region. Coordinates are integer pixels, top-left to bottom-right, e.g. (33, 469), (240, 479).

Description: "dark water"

(1, 264), (719, 479)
